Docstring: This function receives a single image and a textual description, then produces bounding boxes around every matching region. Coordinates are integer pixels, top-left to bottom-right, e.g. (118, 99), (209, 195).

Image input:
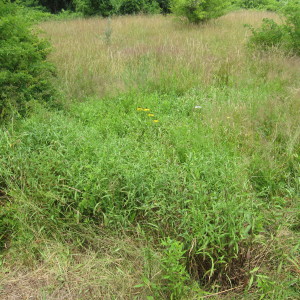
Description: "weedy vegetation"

(247, 0), (300, 55)
(0, 1), (55, 122)
(0, 1), (299, 299)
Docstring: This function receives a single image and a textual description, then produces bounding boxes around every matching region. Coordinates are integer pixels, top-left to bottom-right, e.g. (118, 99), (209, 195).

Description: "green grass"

(0, 11), (300, 300)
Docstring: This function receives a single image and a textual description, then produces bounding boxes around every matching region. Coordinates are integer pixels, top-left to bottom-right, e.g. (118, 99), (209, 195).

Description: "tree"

(170, 0), (230, 24)
(13, 0), (73, 13)
(0, 1), (55, 120)
(73, 0), (114, 16)
(156, 0), (171, 13)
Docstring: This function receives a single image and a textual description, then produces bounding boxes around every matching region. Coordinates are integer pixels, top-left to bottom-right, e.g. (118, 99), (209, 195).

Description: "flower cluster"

(137, 107), (159, 123)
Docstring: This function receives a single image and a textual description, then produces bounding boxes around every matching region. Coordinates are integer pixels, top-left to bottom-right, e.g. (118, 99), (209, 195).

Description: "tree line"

(10, 0), (285, 16)
(11, 0), (171, 15)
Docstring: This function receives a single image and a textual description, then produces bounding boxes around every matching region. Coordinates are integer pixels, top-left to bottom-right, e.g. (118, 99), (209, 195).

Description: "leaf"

(250, 266), (260, 274)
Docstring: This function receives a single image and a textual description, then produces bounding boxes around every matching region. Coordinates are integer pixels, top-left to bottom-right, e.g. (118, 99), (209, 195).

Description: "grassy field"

(0, 10), (299, 299)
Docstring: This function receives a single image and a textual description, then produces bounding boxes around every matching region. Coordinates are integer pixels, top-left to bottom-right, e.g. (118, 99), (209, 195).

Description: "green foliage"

(1, 80), (298, 285)
(247, 18), (287, 48)
(73, 0), (113, 16)
(248, 0), (300, 55)
(73, 0), (161, 16)
(14, 0), (73, 13)
(13, 0), (41, 9)
(0, 200), (14, 251)
(118, 0), (160, 14)
(284, 0), (300, 53)
(142, 0), (161, 14)
(230, 0), (283, 11)
(236, 0), (274, 9)
(14, 0), (165, 15)
(170, 0), (230, 24)
(118, 0), (144, 15)
(160, 238), (190, 299)
(156, 0), (171, 13)
(0, 8), (299, 299)
(0, 1), (55, 121)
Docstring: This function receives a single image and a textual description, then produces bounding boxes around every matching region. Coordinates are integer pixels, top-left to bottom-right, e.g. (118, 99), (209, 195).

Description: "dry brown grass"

(40, 10), (290, 101)
(0, 236), (157, 300)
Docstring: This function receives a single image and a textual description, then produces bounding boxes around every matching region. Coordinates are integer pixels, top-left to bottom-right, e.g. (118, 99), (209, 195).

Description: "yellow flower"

(148, 113), (154, 117)
(143, 108), (150, 112)
(153, 120), (159, 123)
(137, 107), (144, 111)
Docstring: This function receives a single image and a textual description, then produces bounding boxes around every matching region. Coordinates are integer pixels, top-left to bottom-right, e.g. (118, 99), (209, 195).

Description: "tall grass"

(0, 10), (299, 299)
(40, 11), (297, 100)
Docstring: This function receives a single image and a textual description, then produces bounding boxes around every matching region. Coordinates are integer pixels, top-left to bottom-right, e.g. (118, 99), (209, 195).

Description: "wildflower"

(148, 113), (154, 117)
(153, 120), (159, 123)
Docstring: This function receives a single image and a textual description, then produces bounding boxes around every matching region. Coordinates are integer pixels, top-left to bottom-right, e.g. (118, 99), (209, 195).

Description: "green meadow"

(0, 7), (299, 300)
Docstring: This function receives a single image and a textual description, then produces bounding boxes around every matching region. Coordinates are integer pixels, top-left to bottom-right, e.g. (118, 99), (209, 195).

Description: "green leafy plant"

(247, 18), (287, 49)
(235, 0), (276, 9)
(156, 0), (171, 13)
(160, 238), (190, 299)
(15, 0), (73, 13)
(118, 0), (144, 14)
(73, 0), (114, 16)
(0, 1), (55, 121)
(247, 0), (300, 55)
(170, 0), (230, 23)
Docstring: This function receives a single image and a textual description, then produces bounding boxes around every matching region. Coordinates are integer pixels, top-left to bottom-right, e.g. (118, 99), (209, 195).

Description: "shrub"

(73, 0), (114, 16)
(156, 0), (171, 13)
(230, 0), (282, 11)
(142, 0), (161, 14)
(247, 18), (287, 49)
(16, 0), (163, 15)
(118, 0), (144, 14)
(73, 0), (161, 16)
(284, 0), (300, 53)
(247, 0), (300, 55)
(170, 0), (230, 24)
(159, 238), (190, 299)
(14, 0), (73, 13)
(0, 1), (55, 121)
(118, 0), (161, 14)
(235, 0), (273, 9)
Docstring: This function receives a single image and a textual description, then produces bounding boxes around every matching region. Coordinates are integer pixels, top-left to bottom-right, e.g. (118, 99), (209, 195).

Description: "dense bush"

(140, 0), (161, 14)
(235, 0), (273, 9)
(15, 0), (165, 15)
(73, 0), (113, 16)
(230, 0), (283, 11)
(73, 0), (161, 16)
(284, 0), (300, 53)
(0, 1), (55, 121)
(14, 0), (73, 13)
(156, 0), (171, 13)
(118, 0), (160, 15)
(248, 0), (300, 55)
(170, 0), (230, 24)
(118, 0), (143, 14)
